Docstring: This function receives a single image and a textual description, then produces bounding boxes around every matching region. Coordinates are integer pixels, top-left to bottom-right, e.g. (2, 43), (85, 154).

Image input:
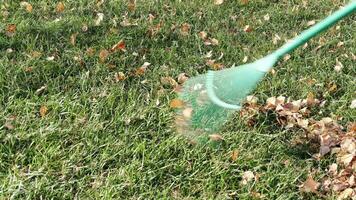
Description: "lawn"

(1, 0), (355, 199)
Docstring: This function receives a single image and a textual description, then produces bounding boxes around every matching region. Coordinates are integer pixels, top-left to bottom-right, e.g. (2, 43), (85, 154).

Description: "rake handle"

(273, 1), (356, 59)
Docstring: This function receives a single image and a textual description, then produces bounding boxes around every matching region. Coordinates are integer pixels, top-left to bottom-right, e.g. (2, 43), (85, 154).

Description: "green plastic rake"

(175, 1), (356, 143)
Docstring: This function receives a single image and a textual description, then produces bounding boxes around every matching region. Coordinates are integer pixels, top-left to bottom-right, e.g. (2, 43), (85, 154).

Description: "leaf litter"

(241, 95), (356, 198)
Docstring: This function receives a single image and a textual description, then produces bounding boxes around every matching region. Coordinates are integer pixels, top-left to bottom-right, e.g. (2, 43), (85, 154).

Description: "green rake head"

(173, 1), (356, 143)
(175, 56), (278, 143)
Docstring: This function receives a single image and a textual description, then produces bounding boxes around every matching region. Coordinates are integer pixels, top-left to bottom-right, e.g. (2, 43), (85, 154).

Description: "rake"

(174, 1), (356, 143)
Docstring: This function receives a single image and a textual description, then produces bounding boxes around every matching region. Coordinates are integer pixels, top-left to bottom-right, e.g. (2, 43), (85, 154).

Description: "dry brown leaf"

(20, 2), (33, 13)
(111, 40), (126, 52)
(180, 23), (191, 36)
(337, 188), (354, 200)
(6, 24), (16, 37)
(134, 62), (151, 76)
(214, 0), (224, 5)
(70, 32), (78, 46)
(40, 105), (48, 118)
(300, 176), (320, 193)
(115, 72), (126, 81)
(177, 73), (189, 84)
(99, 49), (109, 62)
(170, 99), (184, 108)
(209, 134), (224, 141)
(56, 2), (65, 13)
(231, 149), (239, 161)
(241, 171), (255, 185)
(128, 0), (136, 11)
(198, 31), (208, 40)
(161, 77), (178, 88)
(243, 25), (253, 33)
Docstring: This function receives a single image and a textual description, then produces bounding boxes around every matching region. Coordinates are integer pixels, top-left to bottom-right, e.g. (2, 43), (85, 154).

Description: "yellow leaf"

(40, 105), (48, 118)
(170, 99), (184, 108)
(231, 149), (239, 161)
(56, 2), (65, 13)
(161, 77), (178, 87)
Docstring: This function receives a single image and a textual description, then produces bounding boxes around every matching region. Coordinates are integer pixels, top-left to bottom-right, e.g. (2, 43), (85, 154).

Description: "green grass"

(1, 0), (355, 199)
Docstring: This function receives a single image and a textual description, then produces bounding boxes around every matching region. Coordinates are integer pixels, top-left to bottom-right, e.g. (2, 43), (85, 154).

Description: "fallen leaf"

(134, 62), (151, 76)
(115, 72), (126, 81)
(177, 73), (189, 84)
(56, 2), (65, 13)
(273, 34), (281, 44)
(198, 31), (208, 39)
(204, 38), (219, 46)
(214, 0), (224, 5)
(35, 85), (47, 94)
(31, 51), (42, 58)
(283, 54), (291, 61)
(307, 20), (316, 27)
(180, 23), (191, 36)
(300, 176), (320, 193)
(4, 122), (14, 130)
(99, 49), (109, 62)
(231, 149), (239, 161)
(209, 134), (224, 141)
(6, 24), (16, 37)
(334, 59), (343, 72)
(20, 2), (33, 13)
(111, 40), (126, 52)
(337, 188), (354, 200)
(46, 56), (55, 61)
(70, 32), (78, 46)
(327, 82), (337, 93)
(40, 105), (48, 118)
(94, 13), (104, 26)
(86, 48), (95, 56)
(246, 95), (258, 105)
(128, 0), (136, 11)
(243, 25), (252, 33)
(170, 99), (184, 108)
(263, 14), (270, 21)
(241, 171), (255, 185)
(161, 77), (178, 88)
(183, 108), (193, 119)
(242, 56), (248, 63)
(350, 99), (356, 109)
(241, 0), (249, 5)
